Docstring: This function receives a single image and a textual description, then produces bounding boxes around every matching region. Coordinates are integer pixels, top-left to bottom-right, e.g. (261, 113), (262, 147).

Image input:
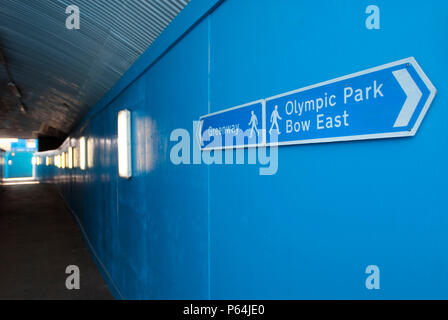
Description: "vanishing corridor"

(0, 183), (112, 299)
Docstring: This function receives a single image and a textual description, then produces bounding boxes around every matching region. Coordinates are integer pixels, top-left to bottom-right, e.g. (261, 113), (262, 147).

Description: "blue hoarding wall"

(4, 152), (33, 178)
(36, 0), (448, 299)
(3, 139), (36, 178)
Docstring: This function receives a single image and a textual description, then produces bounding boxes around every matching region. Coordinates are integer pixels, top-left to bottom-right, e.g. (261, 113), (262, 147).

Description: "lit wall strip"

(68, 147), (73, 169)
(80, 137), (86, 170)
(117, 109), (132, 178)
(61, 152), (66, 169)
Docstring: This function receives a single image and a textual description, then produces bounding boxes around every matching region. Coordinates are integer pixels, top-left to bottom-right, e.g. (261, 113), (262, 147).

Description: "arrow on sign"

(264, 57), (437, 146)
(392, 68), (423, 128)
(197, 57), (437, 150)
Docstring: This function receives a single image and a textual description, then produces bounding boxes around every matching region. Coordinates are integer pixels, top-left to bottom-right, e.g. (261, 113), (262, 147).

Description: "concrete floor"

(0, 182), (113, 299)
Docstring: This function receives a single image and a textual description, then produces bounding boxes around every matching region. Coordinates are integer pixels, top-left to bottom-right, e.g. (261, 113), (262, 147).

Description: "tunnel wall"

(4, 152), (33, 178)
(35, 0), (448, 299)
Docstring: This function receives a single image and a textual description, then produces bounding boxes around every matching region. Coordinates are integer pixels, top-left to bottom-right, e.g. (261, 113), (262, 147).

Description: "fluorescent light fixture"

(80, 137), (86, 170)
(73, 147), (78, 168)
(87, 138), (94, 168)
(46, 156), (50, 166)
(68, 147), (73, 169)
(117, 109), (132, 178)
(61, 152), (66, 169)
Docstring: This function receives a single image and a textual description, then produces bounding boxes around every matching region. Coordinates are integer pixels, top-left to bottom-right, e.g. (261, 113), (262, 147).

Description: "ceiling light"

(18, 104), (27, 114)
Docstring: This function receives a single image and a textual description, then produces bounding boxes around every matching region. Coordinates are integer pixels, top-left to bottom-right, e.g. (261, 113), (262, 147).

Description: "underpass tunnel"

(1, 0), (447, 301)
(0, 0), (191, 300)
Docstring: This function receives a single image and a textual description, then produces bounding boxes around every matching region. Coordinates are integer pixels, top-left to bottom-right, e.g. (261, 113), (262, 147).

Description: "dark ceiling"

(0, 0), (189, 139)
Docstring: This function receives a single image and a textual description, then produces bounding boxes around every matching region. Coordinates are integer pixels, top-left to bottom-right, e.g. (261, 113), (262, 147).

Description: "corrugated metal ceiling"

(0, 0), (190, 138)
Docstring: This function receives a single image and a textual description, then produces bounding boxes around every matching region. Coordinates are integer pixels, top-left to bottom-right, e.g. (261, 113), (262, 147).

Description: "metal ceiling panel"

(0, 0), (190, 138)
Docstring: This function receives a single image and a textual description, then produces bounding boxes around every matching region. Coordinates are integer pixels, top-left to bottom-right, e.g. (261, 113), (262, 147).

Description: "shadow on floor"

(0, 183), (113, 300)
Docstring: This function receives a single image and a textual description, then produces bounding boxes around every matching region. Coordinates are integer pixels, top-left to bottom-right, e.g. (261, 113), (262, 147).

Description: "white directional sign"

(198, 57), (436, 149)
(265, 57), (436, 146)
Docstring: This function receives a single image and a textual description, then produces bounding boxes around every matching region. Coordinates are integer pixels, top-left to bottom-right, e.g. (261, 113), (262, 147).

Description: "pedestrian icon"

(269, 105), (282, 135)
(198, 100), (264, 150)
(248, 110), (259, 138)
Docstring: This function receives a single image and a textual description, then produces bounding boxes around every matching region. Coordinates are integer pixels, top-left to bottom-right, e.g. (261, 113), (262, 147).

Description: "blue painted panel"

(5, 152), (33, 178)
(208, 0), (448, 299)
